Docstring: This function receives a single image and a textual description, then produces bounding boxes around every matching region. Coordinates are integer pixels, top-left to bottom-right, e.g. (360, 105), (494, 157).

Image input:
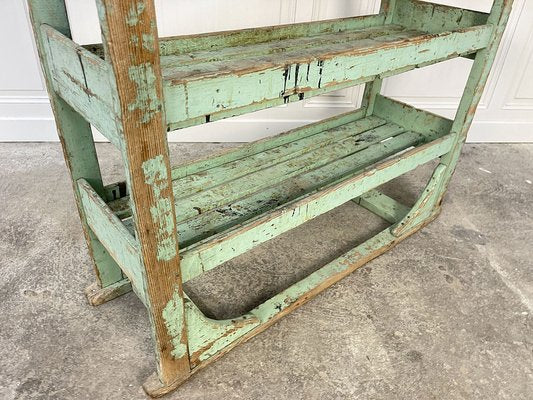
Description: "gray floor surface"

(0, 142), (532, 400)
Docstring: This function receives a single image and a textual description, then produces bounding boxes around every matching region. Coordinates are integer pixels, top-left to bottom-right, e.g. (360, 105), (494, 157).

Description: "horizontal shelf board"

(179, 130), (454, 282)
(161, 20), (492, 129)
(110, 106), (452, 264)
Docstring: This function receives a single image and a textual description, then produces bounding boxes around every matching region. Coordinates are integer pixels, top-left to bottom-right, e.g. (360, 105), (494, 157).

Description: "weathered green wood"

(78, 179), (146, 303)
(160, 14), (388, 56)
(180, 131), (455, 282)
(109, 110), (454, 251)
(436, 0), (514, 207)
(95, 0), (191, 386)
(163, 24), (492, 129)
(373, 94), (453, 136)
(186, 210), (439, 366)
(392, 0), (489, 33)
(171, 107), (369, 180)
(354, 190), (411, 224)
(391, 163), (447, 236)
(173, 123), (404, 220)
(30, 0), (515, 395)
(163, 26), (406, 70)
(173, 118), (388, 201)
(41, 25), (121, 148)
(86, 13), (388, 59)
(107, 114), (388, 221)
(184, 296), (259, 365)
(27, 0), (124, 291)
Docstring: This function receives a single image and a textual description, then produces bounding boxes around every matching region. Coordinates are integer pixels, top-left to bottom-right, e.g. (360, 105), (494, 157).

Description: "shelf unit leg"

(95, 0), (191, 388)
(27, 0), (125, 305)
(366, 0), (515, 227)
(430, 0), (514, 207)
(361, 0), (395, 116)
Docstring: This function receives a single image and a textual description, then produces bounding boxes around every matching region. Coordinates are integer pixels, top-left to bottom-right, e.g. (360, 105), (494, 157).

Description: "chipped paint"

(142, 155), (177, 261)
(128, 63), (162, 123)
(162, 291), (187, 359)
(142, 33), (156, 52)
(185, 298), (258, 362)
(126, 1), (146, 27)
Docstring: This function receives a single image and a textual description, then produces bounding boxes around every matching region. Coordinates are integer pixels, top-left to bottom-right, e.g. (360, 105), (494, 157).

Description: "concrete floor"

(0, 142), (532, 400)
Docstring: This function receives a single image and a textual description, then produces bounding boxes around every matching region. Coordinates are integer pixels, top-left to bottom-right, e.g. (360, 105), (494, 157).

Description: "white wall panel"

(1, 0), (532, 142)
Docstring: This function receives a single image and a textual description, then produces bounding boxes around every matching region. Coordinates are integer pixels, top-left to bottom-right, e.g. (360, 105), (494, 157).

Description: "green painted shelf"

(28, 0), (514, 396)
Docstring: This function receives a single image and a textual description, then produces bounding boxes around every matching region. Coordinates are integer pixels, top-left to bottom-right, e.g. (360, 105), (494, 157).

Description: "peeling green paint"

(142, 33), (155, 52)
(162, 291), (187, 359)
(185, 298), (258, 362)
(126, 1), (146, 27)
(128, 63), (162, 124)
(142, 155), (177, 261)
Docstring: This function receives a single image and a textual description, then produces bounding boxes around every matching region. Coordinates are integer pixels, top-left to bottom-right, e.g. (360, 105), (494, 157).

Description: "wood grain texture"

(95, 0), (190, 384)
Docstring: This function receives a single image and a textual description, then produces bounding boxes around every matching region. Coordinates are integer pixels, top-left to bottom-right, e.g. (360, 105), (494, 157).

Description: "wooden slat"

(180, 132), (455, 282)
(41, 25), (121, 147)
(106, 110), (382, 219)
(172, 117), (387, 200)
(163, 24), (492, 129)
(170, 107), (369, 180)
(354, 190), (411, 224)
(172, 120), (400, 218)
(78, 179), (146, 303)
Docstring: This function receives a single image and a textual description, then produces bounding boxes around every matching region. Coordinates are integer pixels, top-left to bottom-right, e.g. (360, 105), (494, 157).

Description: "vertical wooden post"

(436, 0), (514, 203)
(361, 0), (397, 115)
(27, 0), (124, 295)
(95, 0), (190, 387)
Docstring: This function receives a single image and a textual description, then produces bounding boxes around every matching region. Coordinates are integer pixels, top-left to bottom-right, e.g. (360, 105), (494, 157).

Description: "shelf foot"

(143, 372), (191, 398)
(84, 279), (132, 306)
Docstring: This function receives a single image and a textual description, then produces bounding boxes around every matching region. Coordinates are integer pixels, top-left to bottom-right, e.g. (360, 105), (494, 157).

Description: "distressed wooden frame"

(27, 0), (514, 396)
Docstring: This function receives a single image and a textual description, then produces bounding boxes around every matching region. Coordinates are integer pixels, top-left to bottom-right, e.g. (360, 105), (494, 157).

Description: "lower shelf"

(106, 96), (454, 283)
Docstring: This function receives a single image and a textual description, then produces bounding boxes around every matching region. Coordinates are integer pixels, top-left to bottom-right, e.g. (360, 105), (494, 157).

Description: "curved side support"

(184, 297), (260, 365)
(391, 163), (447, 237)
(144, 296), (259, 397)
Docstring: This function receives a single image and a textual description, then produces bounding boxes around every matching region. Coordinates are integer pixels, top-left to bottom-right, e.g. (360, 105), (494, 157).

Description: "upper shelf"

(161, 22), (491, 130)
(42, 0), (490, 144)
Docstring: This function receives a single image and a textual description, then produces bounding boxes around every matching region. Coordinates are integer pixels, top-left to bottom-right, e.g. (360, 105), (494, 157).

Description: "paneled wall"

(1, 0), (531, 142)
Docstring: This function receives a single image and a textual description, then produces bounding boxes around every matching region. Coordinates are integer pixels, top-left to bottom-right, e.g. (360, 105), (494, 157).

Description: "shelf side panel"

(78, 179), (147, 304)
(373, 94), (453, 136)
(392, 0), (489, 33)
(41, 25), (122, 147)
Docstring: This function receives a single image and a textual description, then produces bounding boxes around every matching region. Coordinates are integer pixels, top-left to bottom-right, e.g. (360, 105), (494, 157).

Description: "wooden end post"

(95, 0), (190, 387)
(361, 0), (397, 115)
(436, 0), (514, 204)
(27, 0), (125, 298)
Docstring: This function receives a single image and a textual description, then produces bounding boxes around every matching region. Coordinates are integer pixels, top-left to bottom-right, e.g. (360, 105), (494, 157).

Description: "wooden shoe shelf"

(28, 0), (513, 396)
